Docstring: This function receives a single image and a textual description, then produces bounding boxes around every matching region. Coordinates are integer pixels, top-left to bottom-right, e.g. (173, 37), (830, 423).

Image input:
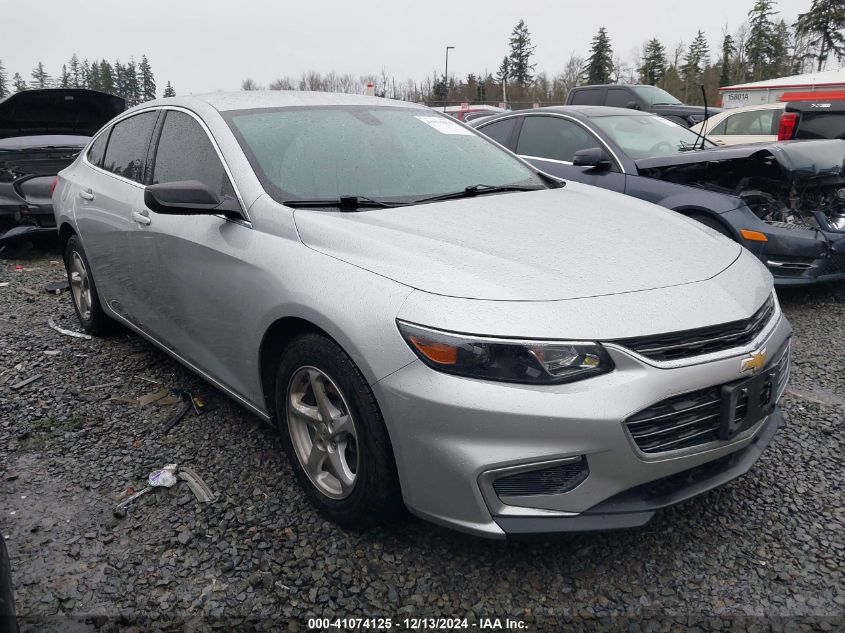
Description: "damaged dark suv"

(473, 106), (845, 286)
(0, 89), (125, 248)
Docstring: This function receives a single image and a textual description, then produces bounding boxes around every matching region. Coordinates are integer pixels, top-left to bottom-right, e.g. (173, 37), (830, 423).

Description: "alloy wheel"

(286, 366), (359, 499)
(68, 251), (92, 321)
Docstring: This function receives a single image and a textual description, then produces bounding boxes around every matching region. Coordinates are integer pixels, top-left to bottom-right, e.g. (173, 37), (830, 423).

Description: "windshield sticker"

(415, 116), (474, 135)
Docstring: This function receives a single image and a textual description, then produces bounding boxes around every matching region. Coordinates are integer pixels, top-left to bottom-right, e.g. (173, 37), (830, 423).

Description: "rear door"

(140, 109), (255, 396)
(514, 115), (626, 191)
(73, 110), (158, 320)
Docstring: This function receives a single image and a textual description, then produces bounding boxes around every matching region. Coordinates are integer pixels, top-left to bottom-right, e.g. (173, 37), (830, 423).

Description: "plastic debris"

(148, 464), (178, 488)
(44, 280), (69, 295)
(47, 317), (92, 340)
(10, 374), (42, 390)
(43, 350), (61, 356)
(178, 468), (215, 503)
(0, 282), (9, 287)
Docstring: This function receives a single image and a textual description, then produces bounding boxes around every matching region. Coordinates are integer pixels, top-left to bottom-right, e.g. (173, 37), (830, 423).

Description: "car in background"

(690, 103), (783, 146)
(0, 89), (125, 248)
(777, 100), (845, 141)
(565, 84), (721, 127)
(436, 104), (505, 122)
(472, 106), (845, 286)
(53, 91), (789, 539)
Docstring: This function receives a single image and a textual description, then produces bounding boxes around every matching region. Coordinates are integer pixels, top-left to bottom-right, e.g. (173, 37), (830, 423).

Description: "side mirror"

(144, 180), (243, 219)
(626, 101), (640, 110)
(572, 147), (612, 170)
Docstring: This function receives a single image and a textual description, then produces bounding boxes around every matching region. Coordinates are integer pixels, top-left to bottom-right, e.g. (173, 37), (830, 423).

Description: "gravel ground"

(1, 248), (843, 633)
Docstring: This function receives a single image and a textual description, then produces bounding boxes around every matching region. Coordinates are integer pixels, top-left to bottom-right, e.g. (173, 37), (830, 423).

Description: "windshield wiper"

(283, 195), (409, 211)
(413, 184), (544, 204)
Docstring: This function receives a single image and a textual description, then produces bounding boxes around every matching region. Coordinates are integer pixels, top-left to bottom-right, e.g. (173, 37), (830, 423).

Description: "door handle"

(79, 189), (94, 201)
(132, 210), (151, 226)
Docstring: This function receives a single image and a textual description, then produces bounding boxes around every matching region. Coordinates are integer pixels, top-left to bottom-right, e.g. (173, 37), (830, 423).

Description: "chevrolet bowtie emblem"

(741, 349), (767, 373)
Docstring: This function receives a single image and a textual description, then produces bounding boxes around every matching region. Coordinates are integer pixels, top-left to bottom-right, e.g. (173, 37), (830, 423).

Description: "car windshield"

(592, 114), (714, 158)
(225, 105), (546, 204)
(629, 85), (683, 106)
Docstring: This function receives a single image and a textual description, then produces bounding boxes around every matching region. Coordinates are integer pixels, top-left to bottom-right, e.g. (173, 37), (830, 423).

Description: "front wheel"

(274, 334), (403, 528)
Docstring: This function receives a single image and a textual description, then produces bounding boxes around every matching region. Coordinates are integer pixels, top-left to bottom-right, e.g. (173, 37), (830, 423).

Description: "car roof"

(132, 91), (428, 114)
(717, 103), (785, 113)
(476, 105), (654, 122)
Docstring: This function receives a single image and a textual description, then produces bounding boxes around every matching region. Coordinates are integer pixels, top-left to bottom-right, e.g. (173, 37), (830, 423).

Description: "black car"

(565, 84), (721, 127)
(0, 89), (125, 248)
(779, 100), (845, 141)
(472, 106), (845, 286)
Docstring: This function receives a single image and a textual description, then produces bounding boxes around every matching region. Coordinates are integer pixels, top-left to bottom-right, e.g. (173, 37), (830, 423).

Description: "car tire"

(274, 333), (403, 528)
(64, 235), (116, 336)
(687, 213), (734, 239)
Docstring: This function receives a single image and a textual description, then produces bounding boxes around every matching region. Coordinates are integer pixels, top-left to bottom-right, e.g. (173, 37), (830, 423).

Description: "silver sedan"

(53, 92), (791, 538)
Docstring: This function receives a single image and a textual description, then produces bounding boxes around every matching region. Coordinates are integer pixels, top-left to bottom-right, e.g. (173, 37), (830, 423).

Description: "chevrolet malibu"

(53, 92), (792, 538)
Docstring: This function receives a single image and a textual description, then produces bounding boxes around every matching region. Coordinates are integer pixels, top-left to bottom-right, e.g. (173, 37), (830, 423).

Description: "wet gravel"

(1, 249), (843, 633)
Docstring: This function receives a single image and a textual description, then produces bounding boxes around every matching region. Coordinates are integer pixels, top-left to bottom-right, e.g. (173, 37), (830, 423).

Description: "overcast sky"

(2, 0), (812, 94)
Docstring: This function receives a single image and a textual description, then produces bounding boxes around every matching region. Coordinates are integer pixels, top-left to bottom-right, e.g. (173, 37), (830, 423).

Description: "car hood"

(635, 139), (845, 178)
(294, 183), (741, 301)
(0, 89), (125, 140)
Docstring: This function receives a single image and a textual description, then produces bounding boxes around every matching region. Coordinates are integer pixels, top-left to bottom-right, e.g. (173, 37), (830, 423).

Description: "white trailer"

(718, 68), (845, 109)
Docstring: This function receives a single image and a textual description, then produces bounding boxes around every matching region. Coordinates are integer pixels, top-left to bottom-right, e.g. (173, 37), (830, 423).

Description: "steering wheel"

(648, 141), (675, 154)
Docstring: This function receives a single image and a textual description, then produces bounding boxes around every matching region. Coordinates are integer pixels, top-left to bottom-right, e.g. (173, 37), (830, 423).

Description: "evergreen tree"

(681, 30), (710, 93)
(163, 81), (176, 97)
(69, 53), (81, 88)
(639, 38), (667, 85)
(99, 60), (115, 94)
(495, 56), (510, 83)
(13, 73), (27, 92)
(30, 61), (51, 89)
(719, 33), (735, 87)
(745, 0), (778, 80)
(113, 59), (126, 98)
(0, 60), (7, 98)
(138, 55), (156, 101)
(796, 0), (845, 71)
(59, 64), (70, 88)
(770, 19), (793, 77)
(507, 19), (536, 85)
(81, 59), (91, 88)
(88, 61), (101, 91)
(584, 27), (614, 84)
(125, 58), (141, 106)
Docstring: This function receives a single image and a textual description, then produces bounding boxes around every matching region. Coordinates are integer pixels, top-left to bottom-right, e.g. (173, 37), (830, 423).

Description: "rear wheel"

(275, 334), (402, 528)
(64, 235), (116, 335)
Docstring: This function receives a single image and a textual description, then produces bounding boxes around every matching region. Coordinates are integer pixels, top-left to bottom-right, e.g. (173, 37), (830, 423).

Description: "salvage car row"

(2, 86), (842, 539)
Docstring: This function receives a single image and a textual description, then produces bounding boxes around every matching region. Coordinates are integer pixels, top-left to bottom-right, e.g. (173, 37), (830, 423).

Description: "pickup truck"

(778, 100), (845, 140)
(566, 84), (720, 128)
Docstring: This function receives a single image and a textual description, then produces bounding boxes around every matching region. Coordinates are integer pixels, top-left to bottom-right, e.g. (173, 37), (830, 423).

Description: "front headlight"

(397, 321), (614, 385)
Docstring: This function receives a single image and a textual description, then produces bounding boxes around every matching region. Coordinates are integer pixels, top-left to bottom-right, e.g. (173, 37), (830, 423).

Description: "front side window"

(516, 116), (599, 163)
(591, 114), (713, 158)
(606, 89), (633, 108)
(225, 106), (545, 203)
(152, 111), (234, 198)
(87, 130), (109, 167)
(570, 89), (601, 106)
(102, 112), (158, 183)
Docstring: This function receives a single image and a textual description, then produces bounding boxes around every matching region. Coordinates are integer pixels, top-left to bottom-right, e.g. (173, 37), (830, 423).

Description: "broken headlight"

(397, 321), (614, 385)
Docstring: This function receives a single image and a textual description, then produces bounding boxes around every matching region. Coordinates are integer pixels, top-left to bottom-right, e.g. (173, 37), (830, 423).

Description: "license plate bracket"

(719, 369), (778, 440)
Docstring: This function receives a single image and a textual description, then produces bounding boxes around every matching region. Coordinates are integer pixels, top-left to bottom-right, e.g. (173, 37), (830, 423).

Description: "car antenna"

(696, 84), (709, 150)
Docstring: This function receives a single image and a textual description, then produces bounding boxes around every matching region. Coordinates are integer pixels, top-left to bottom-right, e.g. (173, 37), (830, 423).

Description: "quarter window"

(152, 111), (234, 198)
(102, 112), (158, 183)
(516, 116), (599, 163)
(86, 130), (109, 167)
(479, 118), (518, 148)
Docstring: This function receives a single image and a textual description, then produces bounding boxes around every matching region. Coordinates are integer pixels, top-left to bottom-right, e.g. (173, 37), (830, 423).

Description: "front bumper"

(374, 311), (792, 539)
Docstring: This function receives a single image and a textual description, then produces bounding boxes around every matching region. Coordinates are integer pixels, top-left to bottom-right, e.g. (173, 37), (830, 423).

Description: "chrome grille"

(626, 345), (789, 454)
(615, 295), (775, 362)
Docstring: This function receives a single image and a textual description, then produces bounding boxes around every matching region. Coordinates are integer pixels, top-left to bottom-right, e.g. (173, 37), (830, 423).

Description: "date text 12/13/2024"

(307, 617), (527, 630)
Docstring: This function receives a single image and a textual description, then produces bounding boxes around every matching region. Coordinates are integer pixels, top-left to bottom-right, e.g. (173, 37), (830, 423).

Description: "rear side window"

(516, 116), (598, 162)
(796, 112), (845, 140)
(570, 89), (601, 106)
(86, 130), (109, 167)
(152, 111), (234, 197)
(102, 112), (158, 183)
(605, 89), (632, 108)
(478, 118), (518, 148)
